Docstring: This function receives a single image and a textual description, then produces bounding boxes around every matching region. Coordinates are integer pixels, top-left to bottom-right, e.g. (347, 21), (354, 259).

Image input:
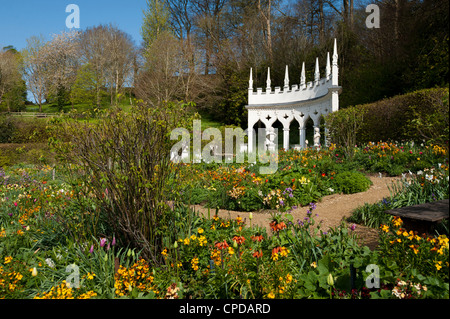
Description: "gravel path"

(192, 174), (401, 249)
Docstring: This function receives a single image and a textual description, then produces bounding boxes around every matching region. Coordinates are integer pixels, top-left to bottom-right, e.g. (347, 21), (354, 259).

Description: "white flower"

(328, 188), (334, 193)
(417, 170), (423, 175)
(45, 258), (55, 268)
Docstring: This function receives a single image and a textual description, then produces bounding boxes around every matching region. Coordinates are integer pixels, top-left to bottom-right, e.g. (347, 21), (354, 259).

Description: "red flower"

(270, 221), (286, 232)
(251, 235), (264, 242)
(215, 241), (229, 250)
(232, 236), (246, 245)
(321, 173), (326, 177)
(252, 250), (263, 258)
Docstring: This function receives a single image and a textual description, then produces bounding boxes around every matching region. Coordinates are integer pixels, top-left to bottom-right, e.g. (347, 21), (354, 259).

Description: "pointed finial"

(332, 38), (338, 65)
(249, 68), (253, 90)
(300, 62), (305, 88)
(326, 52), (331, 80)
(332, 38), (339, 86)
(314, 58), (320, 83)
(284, 65), (289, 89)
(266, 67), (271, 91)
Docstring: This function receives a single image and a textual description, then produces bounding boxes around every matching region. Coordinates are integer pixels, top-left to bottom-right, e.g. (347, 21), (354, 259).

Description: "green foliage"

(359, 88), (448, 146)
(0, 116), (50, 144)
(325, 105), (367, 159)
(212, 64), (248, 127)
(333, 171), (372, 194)
(349, 163), (449, 229)
(49, 101), (194, 264)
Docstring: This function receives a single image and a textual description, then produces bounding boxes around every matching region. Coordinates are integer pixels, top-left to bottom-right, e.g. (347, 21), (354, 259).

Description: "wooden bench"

(385, 199), (449, 234)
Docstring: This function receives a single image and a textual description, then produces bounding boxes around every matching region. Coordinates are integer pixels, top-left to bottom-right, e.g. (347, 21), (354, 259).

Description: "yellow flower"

(267, 292), (275, 299)
(435, 261), (442, 271)
(286, 274), (293, 283)
(183, 238), (190, 246)
(4, 256), (12, 264)
(198, 235), (207, 246)
(380, 225), (389, 233)
(197, 228), (204, 234)
(310, 262), (317, 268)
(191, 257), (199, 271)
(87, 272), (96, 280)
(392, 216), (403, 227)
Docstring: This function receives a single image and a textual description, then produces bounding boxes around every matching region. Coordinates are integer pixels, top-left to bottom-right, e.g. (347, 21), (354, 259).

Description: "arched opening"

(272, 119), (283, 148)
(319, 115), (327, 146)
(305, 117), (314, 147)
(289, 119), (300, 146)
(252, 119), (266, 150)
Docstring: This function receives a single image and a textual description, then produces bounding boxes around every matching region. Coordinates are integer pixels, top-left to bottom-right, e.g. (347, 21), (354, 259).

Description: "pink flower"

(100, 238), (107, 247)
(89, 244), (94, 253)
(14, 202), (18, 207)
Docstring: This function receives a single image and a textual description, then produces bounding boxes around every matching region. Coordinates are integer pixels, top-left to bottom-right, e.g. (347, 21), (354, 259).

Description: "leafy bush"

(327, 88), (449, 152)
(334, 171), (372, 194)
(0, 116), (50, 143)
(49, 102), (193, 264)
(325, 105), (367, 159)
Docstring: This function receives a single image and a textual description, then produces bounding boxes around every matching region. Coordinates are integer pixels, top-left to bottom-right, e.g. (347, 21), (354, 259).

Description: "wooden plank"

(385, 199), (449, 222)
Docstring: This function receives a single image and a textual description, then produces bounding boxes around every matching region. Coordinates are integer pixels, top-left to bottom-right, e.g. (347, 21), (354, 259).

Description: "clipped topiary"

(334, 171), (372, 194)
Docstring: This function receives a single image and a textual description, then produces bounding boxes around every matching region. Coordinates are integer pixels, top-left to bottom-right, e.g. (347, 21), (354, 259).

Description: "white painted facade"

(246, 39), (341, 153)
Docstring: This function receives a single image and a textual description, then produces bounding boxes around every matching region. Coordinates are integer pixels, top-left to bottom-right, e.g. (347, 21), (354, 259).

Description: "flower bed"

(0, 141), (448, 299)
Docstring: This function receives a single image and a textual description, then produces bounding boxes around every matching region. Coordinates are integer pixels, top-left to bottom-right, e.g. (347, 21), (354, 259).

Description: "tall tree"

(0, 48), (26, 111)
(21, 35), (48, 112)
(141, 0), (172, 48)
(41, 31), (81, 110)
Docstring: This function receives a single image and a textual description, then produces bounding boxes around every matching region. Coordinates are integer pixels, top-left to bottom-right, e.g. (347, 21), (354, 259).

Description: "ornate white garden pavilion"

(246, 39), (341, 153)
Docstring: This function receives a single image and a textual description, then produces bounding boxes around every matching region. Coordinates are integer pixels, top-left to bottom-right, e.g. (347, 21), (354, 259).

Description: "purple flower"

(100, 238), (107, 247)
(310, 203), (317, 210)
(89, 244), (94, 254)
(350, 224), (356, 231)
(306, 210), (312, 215)
(289, 193), (293, 198)
(280, 200), (284, 206)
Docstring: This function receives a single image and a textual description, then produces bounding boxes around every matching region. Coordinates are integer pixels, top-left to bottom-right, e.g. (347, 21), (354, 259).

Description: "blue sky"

(0, 0), (147, 51)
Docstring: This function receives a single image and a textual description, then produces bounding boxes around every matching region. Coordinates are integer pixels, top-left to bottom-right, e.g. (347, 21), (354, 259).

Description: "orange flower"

(215, 241), (229, 250)
(270, 221), (286, 232)
(252, 250), (263, 258)
(232, 236), (245, 245)
(251, 235), (264, 242)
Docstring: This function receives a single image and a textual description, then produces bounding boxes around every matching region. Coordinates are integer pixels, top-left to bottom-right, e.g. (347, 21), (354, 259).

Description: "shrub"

(325, 105), (367, 159)
(359, 88), (448, 145)
(334, 171), (372, 194)
(50, 102), (194, 264)
(0, 116), (50, 143)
